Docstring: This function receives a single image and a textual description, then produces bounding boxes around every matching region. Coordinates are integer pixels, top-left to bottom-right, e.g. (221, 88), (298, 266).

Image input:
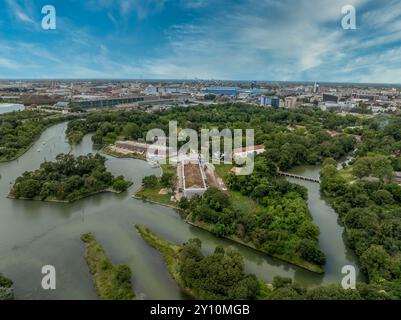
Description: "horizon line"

(0, 78), (400, 87)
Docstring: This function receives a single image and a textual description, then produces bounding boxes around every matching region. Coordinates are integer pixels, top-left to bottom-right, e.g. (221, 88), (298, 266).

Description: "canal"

(0, 122), (362, 299)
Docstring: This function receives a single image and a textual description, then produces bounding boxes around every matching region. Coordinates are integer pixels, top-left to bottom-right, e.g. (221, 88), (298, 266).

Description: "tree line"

(0, 110), (78, 162)
(66, 103), (359, 170)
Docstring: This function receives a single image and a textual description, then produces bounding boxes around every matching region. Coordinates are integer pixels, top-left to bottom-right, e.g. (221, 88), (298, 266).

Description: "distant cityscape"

(1, 79), (400, 115)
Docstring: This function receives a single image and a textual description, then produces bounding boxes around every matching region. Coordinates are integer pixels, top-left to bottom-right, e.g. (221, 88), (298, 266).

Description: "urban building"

(323, 94), (339, 103)
(260, 95), (280, 108)
(284, 97), (301, 109)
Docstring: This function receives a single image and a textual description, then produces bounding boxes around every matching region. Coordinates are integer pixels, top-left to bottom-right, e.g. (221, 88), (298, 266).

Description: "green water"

(0, 123), (361, 299)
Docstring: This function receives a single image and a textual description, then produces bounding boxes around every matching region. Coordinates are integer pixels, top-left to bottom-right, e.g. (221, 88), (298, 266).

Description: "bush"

(160, 172), (175, 189)
(112, 176), (130, 192)
(0, 287), (14, 300)
(142, 175), (158, 188)
(0, 274), (14, 301)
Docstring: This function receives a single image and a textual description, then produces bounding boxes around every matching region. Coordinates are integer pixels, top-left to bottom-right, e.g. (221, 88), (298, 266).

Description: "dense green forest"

(66, 103), (358, 169)
(0, 273), (14, 300)
(9, 153), (130, 202)
(179, 155), (325, 273)
(0, 110), (77, 162)
(320, 116), (401, 296)
(136, 225), (399, 300)
(81, 233), (135, 300)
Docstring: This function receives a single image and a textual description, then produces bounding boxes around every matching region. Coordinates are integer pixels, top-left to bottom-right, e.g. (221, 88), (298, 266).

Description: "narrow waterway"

(0, 123), (361, 299)
(287, 166), (363, 283)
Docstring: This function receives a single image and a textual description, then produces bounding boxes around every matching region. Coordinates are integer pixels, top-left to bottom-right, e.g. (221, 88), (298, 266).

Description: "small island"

(9, 153), (131, 203)
(135, 224), (269, 300)
(81, 233), (135, 300)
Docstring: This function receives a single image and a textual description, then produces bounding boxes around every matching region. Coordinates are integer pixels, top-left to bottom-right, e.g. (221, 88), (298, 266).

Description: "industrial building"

(181, 161), (207, 198)
(77, 96), (145, 109)
(206, 87), (239, 96)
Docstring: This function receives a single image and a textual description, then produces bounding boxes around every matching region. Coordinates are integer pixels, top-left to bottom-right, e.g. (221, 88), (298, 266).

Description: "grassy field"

(134, 164), (177, 207)
(135, 185), (175, 206)
(81, 233), (135, 300)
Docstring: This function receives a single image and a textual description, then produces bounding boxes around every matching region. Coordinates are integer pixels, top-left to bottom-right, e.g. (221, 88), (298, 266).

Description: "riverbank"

(134, 225), (196, 299)
(0, 115), (78, 163)
(133, 188), (179, 209)
(0, 140), (36, 164)
(185, 218), (324, 274)
(7, 185), (131, 203)
(102, 145), (147, 160)
(81, 233), (135, 300)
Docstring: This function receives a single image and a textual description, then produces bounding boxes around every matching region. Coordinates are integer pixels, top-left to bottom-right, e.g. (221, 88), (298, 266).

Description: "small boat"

(37, 148), (41, 152)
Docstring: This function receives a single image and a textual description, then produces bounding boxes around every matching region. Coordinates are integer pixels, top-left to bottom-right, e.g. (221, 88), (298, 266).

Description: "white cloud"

(5, 0), (35, 25)
(181, 0), (209, 8)
(5, 0), (401, 83)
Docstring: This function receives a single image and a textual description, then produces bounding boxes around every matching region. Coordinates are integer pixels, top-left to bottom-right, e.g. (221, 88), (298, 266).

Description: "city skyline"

(1, 0), (401, 83)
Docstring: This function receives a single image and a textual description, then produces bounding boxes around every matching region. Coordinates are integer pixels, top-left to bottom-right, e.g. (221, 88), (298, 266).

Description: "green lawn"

(135, 183), (175, 206)
(135, 164), (177, 207)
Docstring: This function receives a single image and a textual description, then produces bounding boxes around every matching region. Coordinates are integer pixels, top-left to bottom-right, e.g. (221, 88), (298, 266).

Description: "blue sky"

(1, 0), (401, 82)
